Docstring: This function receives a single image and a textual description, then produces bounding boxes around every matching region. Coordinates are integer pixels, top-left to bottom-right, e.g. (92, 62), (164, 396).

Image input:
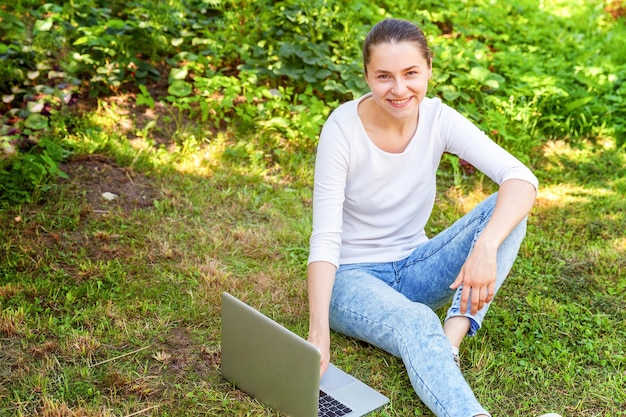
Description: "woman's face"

(364, 41), (432, 121)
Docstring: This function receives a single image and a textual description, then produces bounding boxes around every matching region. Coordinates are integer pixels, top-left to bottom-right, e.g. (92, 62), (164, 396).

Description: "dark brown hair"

(363, 18), (433, 75)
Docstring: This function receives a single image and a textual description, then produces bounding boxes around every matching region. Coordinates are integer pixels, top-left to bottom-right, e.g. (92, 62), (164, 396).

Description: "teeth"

(390, 98), (410, 105)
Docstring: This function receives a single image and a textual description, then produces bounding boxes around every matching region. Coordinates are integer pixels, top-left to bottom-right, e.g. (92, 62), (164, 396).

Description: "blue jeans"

(329, 193), (527, 417)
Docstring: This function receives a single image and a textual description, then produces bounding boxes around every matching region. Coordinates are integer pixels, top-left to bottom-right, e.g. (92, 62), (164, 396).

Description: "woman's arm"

(307, 260), (337, 377)
(450, 178), (537, 314)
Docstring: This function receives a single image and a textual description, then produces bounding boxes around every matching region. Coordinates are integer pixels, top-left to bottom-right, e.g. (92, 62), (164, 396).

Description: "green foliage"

(0, 1), (625, 415)
(0, 136), (69, 204)
(229, 0), (375, 100)
(2, 0), (626, 205)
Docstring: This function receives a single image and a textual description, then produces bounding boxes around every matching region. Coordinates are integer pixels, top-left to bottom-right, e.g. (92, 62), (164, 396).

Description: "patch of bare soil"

(155, 327), (219, 379)
(59, 154), (161, 213)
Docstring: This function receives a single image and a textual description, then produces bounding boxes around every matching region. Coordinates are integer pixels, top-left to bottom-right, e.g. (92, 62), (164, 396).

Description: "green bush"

(0, 136), (69, 205)
(1, 0), (625, 205)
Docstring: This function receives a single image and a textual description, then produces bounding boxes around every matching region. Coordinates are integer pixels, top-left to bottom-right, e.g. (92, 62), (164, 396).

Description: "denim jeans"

(329, 193), (528, 417)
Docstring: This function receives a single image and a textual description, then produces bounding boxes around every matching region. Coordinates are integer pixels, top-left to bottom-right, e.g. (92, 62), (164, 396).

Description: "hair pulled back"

(363, 18), (433, 75)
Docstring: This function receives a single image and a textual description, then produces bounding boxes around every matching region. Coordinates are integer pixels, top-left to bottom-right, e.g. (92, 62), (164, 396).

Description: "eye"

(377, 74), (390, 79)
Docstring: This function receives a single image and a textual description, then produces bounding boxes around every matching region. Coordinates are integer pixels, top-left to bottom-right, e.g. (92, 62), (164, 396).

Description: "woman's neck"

(358, 96), (419, 153)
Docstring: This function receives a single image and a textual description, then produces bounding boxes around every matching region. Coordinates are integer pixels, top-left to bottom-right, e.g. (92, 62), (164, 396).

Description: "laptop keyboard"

(319, 390), (353, 417)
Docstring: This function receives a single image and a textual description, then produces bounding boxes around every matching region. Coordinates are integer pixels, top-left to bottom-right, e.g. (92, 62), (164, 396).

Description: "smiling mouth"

(389, 97), (412, 106)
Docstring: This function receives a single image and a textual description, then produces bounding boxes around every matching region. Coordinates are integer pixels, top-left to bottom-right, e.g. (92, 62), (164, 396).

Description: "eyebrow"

(372, 65), (421, 74)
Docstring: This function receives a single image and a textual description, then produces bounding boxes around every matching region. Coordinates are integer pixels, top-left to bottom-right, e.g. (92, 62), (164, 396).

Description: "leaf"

(167, 80), (192, 97)
(484, 79), (501, 89)
(303, 73), (317, 83)
(169, 67), (188, 83)
(0, 11), (25, 32)
(135, 60), (160, 80)
(136, 85), (155, 108)
(469, 66), (505, 88)
(73, 36), (90, 46)
(564, 96), (595, 112)
(24, 114), (49, 130)
(27, 101), (44, 113)
(259, 117), (289, 130)
(56, 169), (69, 180)
(107, 19), (127, 31)
(469, 66), (492, 83)
(315, 69), (332, 79)
(34, 19), (53, 32)
(442, 89), (461, 101)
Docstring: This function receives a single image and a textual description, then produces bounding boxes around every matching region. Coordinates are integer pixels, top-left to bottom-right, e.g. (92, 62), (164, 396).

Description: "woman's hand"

(308, 327), (331, 377)
(307, 261), (337, 378)
(449, 239), (497, 315)
(449, 179), (537, 315)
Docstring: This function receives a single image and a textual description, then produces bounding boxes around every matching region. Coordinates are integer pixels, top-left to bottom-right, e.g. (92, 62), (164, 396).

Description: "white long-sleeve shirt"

(308, 94), (538, 268)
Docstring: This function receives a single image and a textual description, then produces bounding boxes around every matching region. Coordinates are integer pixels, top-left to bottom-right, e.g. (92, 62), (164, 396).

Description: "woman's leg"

(330, 265), (490, 417)
(396, 193), (528, 337)
(328, 193), (527, 416)
(444, 216), (527, 335)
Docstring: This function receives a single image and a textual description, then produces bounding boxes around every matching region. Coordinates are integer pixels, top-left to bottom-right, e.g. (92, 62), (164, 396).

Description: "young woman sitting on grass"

(306, 17), (562, 417)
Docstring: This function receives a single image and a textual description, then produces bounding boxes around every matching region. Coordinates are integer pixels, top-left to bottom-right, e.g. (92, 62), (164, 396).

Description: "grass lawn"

(0, 94), (624, 416)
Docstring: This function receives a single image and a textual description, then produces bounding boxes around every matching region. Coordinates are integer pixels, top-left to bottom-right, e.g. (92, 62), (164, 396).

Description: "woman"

(307, 18), (560, 417)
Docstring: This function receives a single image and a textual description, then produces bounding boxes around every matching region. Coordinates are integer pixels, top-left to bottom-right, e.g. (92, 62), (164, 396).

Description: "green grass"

(1, 0), (625, 416)
(1, 108), (624, 416)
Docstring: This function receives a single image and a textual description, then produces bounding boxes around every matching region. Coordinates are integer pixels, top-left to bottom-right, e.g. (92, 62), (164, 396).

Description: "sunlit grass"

(1, 0), (626, 415)
(4, 111), (626, 415)
(4, 120), (625, 416)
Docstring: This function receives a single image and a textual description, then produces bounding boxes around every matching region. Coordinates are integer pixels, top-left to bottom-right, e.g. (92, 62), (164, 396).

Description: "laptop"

(220, 291), (389, 417)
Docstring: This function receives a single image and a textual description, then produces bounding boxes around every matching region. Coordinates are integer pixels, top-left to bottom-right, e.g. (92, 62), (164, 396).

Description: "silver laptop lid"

(221, 291), (320, 417)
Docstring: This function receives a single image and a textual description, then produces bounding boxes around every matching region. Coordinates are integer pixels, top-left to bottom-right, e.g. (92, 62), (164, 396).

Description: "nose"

(391, 79), (407, 95)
